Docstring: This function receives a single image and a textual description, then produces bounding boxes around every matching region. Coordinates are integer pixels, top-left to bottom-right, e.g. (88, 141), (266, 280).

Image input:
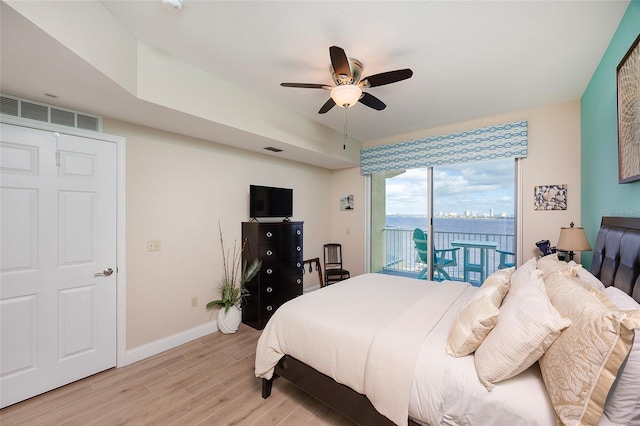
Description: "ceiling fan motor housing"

(332, 58), (363, 85)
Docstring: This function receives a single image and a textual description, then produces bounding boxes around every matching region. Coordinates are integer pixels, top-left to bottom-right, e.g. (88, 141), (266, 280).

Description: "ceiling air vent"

(264, 146), (283, 153)
(0, 94), (102, 132)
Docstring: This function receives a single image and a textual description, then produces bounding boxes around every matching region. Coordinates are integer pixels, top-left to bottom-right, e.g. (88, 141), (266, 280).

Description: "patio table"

(450, 240), (498, 285)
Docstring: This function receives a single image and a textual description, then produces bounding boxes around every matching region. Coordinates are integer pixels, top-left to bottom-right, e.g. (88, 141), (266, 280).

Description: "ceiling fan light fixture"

(330, 85), (362, 109)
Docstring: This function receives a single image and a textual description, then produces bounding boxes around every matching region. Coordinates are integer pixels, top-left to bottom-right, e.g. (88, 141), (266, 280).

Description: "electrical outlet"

(146, 240), (161, 252)
(191, 296), (198, 307)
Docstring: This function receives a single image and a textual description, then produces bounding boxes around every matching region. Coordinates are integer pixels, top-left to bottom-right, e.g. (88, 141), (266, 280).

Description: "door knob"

(94, 268), (114, 277)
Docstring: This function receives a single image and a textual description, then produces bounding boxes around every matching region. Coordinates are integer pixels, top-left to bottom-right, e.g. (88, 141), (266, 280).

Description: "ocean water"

(386, 216), (514, 235)
(383, 216), (515, 281)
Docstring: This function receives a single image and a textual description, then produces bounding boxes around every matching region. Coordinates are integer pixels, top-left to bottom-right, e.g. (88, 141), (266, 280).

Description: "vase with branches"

(206, 223), (261, 333)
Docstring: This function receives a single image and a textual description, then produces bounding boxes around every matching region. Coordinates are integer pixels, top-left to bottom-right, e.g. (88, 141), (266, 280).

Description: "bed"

(256, 216), (640, 425)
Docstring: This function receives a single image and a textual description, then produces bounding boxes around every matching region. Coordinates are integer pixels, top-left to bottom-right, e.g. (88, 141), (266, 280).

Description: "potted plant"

(206, 224), (261, 334)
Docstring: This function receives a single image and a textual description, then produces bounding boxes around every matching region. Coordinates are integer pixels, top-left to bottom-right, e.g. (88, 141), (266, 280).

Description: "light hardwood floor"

(0, 325), (356, 426)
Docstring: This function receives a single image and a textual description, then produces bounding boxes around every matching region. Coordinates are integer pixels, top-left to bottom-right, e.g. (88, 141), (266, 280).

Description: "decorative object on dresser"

(556, 221), (592, 261)
(206, 223), (261, 334)
(242, 221), (303, 330)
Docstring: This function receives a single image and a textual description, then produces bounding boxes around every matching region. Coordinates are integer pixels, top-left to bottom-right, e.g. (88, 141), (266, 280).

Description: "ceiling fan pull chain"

(343, 109), (347, 150)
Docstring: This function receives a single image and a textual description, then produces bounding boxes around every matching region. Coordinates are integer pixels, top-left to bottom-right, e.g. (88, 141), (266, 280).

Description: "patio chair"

(497, 249), (516, 269)
(412, 228), (459, 281)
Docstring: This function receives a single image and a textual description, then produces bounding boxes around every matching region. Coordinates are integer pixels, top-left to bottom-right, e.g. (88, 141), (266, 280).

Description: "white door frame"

(1, 115), (127, 367)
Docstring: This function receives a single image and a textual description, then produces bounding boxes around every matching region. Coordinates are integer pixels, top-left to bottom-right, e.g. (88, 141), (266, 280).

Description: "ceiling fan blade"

(329, 46), (352, 81)
(361, 69), (413, 88)
(318, 98), (336, 114)
(281, 83), (332, 89)
(359, 92), (386, 111)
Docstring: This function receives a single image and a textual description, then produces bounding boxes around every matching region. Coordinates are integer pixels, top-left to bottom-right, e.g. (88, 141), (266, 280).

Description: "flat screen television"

(249, 185), (293, 218)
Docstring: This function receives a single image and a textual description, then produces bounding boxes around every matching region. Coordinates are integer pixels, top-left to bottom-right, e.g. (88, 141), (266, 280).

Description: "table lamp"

(556, 222), (592, 261)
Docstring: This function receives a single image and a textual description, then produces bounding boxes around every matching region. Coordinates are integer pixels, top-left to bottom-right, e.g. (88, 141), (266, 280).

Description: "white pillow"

(474, 275), (570, 390)
(603, 286), (640, 425)
(604, 286), (640, 310)
(509, 257), (542, 293)
(536, 253), (579, 278)
(446, 294), (500, 357)
(574, 263), (606, 291)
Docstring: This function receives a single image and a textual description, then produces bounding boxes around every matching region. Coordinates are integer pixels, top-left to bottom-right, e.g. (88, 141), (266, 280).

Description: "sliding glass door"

(369, 159), (516, 284)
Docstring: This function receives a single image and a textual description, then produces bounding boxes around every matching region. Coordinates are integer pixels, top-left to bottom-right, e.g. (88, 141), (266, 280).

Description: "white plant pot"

(217, 304), (242, 334)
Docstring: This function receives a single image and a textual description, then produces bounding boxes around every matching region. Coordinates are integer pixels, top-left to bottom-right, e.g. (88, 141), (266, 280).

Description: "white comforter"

(254, 273), (559, 425)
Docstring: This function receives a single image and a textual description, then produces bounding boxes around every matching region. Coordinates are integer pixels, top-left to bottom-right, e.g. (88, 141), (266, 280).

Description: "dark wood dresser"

(241, 221), (303, 329)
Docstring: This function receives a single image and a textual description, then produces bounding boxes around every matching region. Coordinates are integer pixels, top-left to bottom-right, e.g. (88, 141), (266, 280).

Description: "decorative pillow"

(474, 275), (570, 391)
(479, 268), (513, 307)
(540, 275), (639, 426)
(536, 253), (580, 278)
(603, 286), (637, 309)
(602, 286), (640, 425)
(446, 294), (500, 357)
(509, 257), (542, 293)
(569, 262), (606, 292)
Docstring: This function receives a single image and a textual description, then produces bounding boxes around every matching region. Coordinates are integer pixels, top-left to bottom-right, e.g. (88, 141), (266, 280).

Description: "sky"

(385, 158), (515, 217)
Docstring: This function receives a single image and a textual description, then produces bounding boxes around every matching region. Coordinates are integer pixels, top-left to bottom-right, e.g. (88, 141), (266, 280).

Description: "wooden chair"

(412, 228), (459, 281)
(323, 243), (350, 286)
(303, 257), (324, 287)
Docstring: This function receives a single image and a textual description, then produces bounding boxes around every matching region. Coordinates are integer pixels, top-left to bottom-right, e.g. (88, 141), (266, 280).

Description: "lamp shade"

(330, 85), (362, 109)
(557, 225), (592, 252)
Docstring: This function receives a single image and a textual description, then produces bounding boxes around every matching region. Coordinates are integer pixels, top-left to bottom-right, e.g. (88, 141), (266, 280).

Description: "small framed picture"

(340, 194), (354, 211)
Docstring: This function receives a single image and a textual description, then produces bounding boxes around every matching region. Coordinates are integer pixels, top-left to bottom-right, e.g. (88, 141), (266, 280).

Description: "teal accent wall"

(581, 1), (640, 269)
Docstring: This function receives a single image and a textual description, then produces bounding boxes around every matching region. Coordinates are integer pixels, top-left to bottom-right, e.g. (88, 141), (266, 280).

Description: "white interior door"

(0, 123), (117, 408)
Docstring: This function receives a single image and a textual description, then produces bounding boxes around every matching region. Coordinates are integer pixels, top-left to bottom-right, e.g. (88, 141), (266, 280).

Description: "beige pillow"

(536, 253), (580, 278)
(447, 294), (500, 357)
(509, 257), (542, 293)
(540, 275), (640, 425)
(474, 275), (570, 390)
(479, 268), (513, 307)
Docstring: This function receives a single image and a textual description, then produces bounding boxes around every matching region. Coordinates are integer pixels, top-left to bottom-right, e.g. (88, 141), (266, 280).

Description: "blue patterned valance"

(360, 120), (527, 174)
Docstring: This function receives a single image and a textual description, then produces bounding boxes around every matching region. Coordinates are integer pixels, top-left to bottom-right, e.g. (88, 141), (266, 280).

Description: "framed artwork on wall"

(534, 184), (567, 211)
(616, 33), (640, 184)
(340, 194), (354, 211)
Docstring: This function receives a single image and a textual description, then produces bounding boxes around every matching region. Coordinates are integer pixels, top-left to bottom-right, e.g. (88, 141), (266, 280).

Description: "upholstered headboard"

(590, 217), (640, 302)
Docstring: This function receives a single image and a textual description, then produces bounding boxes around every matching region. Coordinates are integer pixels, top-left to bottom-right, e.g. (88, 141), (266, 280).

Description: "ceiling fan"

(281, 46), (413, 114)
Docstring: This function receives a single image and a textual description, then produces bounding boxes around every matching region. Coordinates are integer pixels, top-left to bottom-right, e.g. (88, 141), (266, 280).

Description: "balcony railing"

(382, 227), (514, 285)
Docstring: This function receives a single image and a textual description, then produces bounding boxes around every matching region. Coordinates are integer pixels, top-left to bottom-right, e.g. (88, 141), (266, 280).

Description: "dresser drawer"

(258, 240), (303, 261)
(257, 223), (303, 244)
(260, 258), (303, 280)
(260, 274), (303, 297)
(260, 289), (302, 318)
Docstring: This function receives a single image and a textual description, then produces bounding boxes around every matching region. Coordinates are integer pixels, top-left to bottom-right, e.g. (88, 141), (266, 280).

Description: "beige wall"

(330, 167), (366, 277)
(362, 100), (582, 267)
(104, 119), (332, 349)
(105, 99), (581, 351)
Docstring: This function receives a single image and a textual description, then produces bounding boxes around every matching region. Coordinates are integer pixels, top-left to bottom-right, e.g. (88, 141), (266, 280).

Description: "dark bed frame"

(261, 216), (640, 425)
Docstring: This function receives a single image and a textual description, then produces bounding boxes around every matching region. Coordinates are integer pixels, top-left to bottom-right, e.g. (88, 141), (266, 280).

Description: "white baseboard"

(124, 320), (218, 366)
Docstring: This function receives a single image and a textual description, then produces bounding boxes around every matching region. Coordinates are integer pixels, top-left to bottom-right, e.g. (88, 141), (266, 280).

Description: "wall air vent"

(264, 146), (283, 153)
(0, 94), (102, 132)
